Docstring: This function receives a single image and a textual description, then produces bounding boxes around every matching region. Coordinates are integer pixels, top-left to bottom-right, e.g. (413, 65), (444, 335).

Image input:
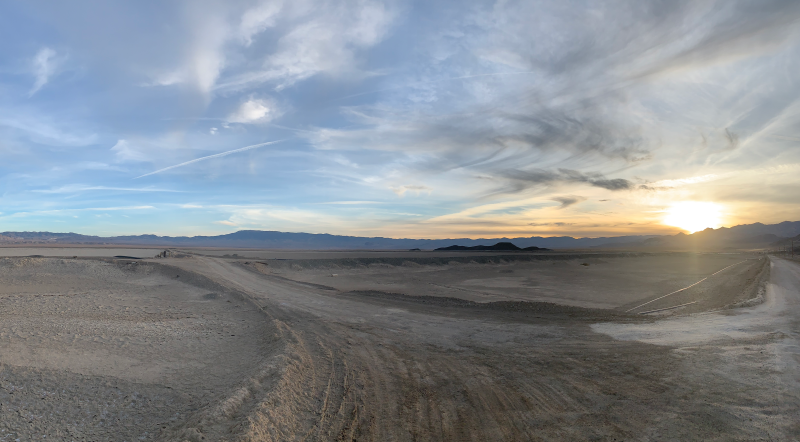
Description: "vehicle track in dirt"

(162, 255), (800, 441)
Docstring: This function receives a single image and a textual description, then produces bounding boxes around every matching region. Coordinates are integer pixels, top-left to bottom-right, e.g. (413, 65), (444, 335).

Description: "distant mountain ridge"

(0, 230), (657, 249)
(595, 221), (800, 250)
(0, 220), (798, 250)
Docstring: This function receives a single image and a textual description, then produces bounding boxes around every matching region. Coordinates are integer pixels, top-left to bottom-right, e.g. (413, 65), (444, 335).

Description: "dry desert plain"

(0, 248), (797, 440)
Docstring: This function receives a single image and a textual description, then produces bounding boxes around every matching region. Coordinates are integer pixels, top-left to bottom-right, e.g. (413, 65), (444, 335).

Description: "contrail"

(134, 139), (285, 179)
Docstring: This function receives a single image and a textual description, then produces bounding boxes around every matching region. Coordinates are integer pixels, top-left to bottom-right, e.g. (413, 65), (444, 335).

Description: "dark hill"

(435, 242), (551, 252)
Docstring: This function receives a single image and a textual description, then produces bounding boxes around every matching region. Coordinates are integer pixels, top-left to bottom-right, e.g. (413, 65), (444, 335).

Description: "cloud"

(6, 206), (156, 218)
(591, 178), (633, 191)
(227, 97), (278, 124)
(528, 222), (574, 227)
(319, 201), (383, 205)
(0, 114), (97, 147)
(155, 71), (187, 87)
(391, 185), (431, 197)
(653, 173), (723, 188)
(216, 0), (396, 92)
(624, 0), (800, 81)
(29, 47), (58, 96)
(109, 132), (203, 164)
(297, 0), (800, 207)
(552, 195), (587, 209)
(238, 1), (283, 46)
(501, 169), (633, 194)
(209, 204), (355, 232)
(138, 3), (230, 95)
(136, 1), (396, 97)
(82, 205), (155, 211)
(724, 128), (740, 150)
(111, 139), (148, 162)
(33, 184), (182, 194)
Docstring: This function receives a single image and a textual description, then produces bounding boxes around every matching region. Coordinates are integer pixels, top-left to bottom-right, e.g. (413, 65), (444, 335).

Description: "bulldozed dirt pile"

(0, 257), (278, 440)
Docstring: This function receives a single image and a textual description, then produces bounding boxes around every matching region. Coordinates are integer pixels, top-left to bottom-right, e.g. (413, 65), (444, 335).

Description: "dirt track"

(0, 253), (796, 440)
(160, 254), (797, 441)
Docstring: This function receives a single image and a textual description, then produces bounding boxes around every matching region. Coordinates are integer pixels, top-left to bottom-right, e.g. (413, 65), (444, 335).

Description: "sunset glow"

(663, 202), (723, 233)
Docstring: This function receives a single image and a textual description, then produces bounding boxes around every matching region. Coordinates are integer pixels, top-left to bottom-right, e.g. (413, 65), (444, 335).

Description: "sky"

(1, 0), (800, 239)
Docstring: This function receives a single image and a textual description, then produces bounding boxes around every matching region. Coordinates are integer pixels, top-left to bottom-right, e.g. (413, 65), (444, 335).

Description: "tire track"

(165, 256), (780, 441)
(624, 259), (751, 313)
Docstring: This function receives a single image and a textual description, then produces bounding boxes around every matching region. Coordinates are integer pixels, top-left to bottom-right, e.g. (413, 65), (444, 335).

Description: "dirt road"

(595, 256), (800, 433)
(163, 256), (800, 441)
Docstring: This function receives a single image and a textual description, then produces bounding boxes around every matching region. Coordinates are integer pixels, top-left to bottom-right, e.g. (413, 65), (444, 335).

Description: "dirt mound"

(0, 257), (279, 440)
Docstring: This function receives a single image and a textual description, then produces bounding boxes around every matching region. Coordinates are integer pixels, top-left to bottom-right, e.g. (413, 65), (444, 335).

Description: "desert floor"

(0, 250), (797, 441)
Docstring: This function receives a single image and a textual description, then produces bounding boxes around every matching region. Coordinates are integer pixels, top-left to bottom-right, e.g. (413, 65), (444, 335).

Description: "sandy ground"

(0, 246), (567, 260)
(254, 253), (765, 310)
(0, 257), (277, 440)
(0, 248), (163, 258)
(0, 251), (796, 441)
(191, 249), (566, 259)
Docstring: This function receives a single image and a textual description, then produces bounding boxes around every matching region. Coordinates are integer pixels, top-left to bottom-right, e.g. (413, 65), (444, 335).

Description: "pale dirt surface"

(190, 249), (563, 260)
(594, 257), (800, 438)
(257, 253), (764, 310)
(0, 251), (795, 441)
(0, 258), (278, 441)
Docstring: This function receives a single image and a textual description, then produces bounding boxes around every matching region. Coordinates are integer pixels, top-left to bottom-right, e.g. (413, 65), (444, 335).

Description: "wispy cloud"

(3, 206), (156, 218)
(208, 203), (357, 233)
(499, 169), (634, 195)
(29, 47), (58, 96)
(81, 205), (155, 211)
(0, 114), (97, 147)
(33, 184), (183, 194)
(216, 0), (396, 92)
(552, 195), (586, 209)
(318, 201), (384, 205)
(392, 185), (432, 197)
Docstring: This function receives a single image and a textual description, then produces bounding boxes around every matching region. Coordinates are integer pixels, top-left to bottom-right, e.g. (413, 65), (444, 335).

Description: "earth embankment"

(0, 257), (278, 441)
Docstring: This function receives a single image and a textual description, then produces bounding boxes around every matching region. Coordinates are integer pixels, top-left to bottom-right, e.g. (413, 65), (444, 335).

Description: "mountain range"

(0, 220), (799, 250)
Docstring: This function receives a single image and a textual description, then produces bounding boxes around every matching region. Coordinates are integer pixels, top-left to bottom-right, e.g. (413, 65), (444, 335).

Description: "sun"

(663, 201), (723, 233)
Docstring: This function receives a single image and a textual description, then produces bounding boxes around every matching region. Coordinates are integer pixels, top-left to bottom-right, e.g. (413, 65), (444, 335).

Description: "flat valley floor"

(0, 250), (797, 441)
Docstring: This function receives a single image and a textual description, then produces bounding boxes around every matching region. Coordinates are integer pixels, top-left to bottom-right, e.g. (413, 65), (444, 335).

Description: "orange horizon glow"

(663, 201), (724, 233)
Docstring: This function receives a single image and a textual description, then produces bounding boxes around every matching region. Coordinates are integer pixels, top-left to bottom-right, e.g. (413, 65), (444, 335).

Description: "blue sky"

(1, 0), (800, 238)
